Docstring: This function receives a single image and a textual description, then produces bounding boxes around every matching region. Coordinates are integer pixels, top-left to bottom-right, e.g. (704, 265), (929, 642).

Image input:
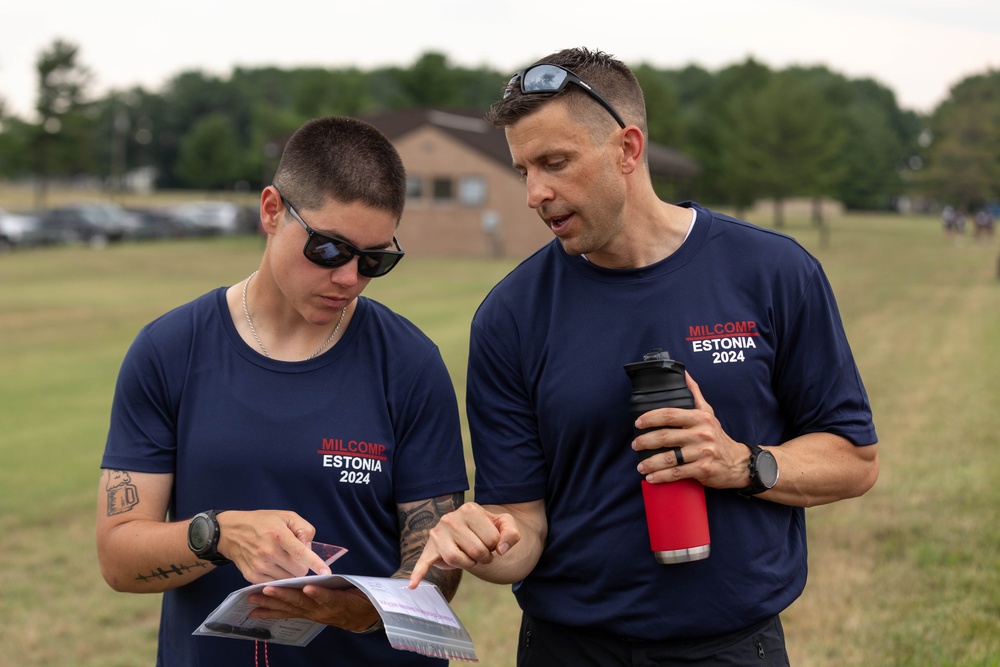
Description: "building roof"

(364, 109), (700, 180)
(646, 143), (701, 180)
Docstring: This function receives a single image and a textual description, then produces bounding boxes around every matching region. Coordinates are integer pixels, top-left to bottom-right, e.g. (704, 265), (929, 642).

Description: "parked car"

(0, 208), (45, 249)
(126, 207), (207, 240)
(170, 201), (244, 235)
(35, 203), (141, 247)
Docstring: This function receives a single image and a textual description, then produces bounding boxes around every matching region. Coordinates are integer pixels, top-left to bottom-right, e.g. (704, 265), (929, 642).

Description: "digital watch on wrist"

(187, 509), (231, 566)
(739, 444), (779, 497)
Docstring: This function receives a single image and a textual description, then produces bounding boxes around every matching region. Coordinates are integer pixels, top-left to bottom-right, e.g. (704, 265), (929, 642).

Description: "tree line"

(1, 40), (998, 214)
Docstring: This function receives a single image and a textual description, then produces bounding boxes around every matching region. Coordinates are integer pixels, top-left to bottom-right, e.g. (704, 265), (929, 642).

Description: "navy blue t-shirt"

(467, 203), (877, 640)
(102, 289), (468, 666)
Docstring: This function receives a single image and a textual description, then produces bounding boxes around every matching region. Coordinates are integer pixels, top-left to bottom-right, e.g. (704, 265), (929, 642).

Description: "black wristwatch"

(187, 510), (231, 566)
(739, 444), (779, 497)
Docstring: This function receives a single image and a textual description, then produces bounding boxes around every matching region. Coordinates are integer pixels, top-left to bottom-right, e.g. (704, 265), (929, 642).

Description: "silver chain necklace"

(241, 270), (346, 360)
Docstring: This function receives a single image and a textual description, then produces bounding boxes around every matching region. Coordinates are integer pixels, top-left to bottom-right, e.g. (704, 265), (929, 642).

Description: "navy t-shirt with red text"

(468, 202), (877, 640)
(102, 290), (468, 666)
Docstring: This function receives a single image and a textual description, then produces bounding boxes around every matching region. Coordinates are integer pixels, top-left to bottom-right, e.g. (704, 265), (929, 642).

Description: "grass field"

(1, 212), (998, 666)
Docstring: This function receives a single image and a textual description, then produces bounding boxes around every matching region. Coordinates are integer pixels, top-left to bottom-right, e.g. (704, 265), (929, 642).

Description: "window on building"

(432, 177), (453, 202)
(406, 176), (423, 199)
(458, 176), (488, 206)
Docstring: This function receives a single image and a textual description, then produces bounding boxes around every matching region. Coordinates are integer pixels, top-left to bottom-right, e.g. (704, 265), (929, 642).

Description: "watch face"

(189, 515), (211, 551)
(757, 451), (779, 487)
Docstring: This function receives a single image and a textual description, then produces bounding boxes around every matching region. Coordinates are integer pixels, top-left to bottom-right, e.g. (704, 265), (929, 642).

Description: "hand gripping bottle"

(624, 348), (710, 564)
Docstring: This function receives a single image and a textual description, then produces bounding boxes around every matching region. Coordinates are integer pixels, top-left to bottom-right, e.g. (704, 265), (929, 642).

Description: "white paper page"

(194, 573), (478, 661)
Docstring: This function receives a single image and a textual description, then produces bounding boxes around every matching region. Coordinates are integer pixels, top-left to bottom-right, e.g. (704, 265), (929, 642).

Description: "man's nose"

(525, 172), (553, 210)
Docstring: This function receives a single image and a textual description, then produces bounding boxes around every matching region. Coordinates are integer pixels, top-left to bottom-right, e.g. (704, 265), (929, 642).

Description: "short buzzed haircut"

(273, 116), (406, 220)
(486, 47), (648, 138)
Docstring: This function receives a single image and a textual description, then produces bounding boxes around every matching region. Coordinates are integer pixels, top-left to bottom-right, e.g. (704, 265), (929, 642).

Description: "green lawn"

(1, 213), (997, 666)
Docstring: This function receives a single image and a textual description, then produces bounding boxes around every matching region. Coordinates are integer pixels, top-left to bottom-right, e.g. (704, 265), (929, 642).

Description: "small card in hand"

(310, 541), (348, 567)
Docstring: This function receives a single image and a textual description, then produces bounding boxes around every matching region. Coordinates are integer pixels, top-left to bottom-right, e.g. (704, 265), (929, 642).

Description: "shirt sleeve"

(466, 313), (548, 505)
(389, 345), (469, 503)
(101, 327), (181, 473)
(771, 261), (877, 446)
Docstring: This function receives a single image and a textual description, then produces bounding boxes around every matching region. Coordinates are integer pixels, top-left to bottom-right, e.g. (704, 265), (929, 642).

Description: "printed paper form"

(194, 573), (478, 662)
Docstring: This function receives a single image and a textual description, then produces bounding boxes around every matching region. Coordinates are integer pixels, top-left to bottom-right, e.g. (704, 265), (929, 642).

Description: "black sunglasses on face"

(504, 63), (627, 129)
(279, 195), (404, 278)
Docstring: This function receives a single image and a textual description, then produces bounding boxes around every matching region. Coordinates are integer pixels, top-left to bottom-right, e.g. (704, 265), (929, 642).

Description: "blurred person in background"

(411, 47), (878, 666)
(96, 116), (467, 667)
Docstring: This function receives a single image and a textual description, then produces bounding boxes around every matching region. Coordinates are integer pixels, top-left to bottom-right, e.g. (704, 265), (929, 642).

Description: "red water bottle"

(624, 348), (710, 564)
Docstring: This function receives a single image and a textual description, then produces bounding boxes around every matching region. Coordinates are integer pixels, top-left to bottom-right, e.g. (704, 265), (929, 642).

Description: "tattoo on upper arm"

(106, 469), (140, 516)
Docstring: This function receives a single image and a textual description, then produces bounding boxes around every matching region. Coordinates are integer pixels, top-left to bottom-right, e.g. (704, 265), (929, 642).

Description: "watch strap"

(739, 443), (771, 497)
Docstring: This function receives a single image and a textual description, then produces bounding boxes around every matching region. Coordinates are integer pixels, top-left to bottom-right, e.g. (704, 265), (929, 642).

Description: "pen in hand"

(205, 622), (272, 640)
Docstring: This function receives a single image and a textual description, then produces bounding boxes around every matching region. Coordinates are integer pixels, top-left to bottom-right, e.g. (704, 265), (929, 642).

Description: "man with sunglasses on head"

(410, 47), (878, 665)
(96, 116), (468, 667)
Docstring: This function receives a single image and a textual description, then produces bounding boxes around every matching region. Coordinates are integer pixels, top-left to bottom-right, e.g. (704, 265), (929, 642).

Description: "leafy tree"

(633, 64), (682, 146)
(922, 71), (1000, 210)
(246, 105), (306, 187)
(175, 112), (242, 188)
(717, 70), (847, 227)
(291, 67), (372, 117)
(802, 70), (919, 210)
(375, 52), (503, 113)
(86, 89), (155, 189)
(0, 44), (972, 206)
(35, 40), (92, 124)
(0, 117), (34, 178)
(838, 93), (907, 209)
(662, 64), (715, 152)
(33, 39), (94, 207)
(452, 65), (508, 112)
(101, 87), (172, 190)
(155, 70), (256, 188)
(395, 52), (461, 108)
(688, 58), (774, 213)
(231, 66), (297, 112)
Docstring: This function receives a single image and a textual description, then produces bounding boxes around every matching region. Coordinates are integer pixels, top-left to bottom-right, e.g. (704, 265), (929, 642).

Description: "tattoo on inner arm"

(398, 493), (464, 597)
(106, 469), (140, 516)
(135, 561), (209, 583)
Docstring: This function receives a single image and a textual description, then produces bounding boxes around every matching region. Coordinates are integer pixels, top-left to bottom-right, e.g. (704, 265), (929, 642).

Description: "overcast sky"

(1, 0), (998, 119)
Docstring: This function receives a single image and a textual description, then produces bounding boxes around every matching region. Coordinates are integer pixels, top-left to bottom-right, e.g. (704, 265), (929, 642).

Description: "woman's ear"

(259, 186), (282, 235)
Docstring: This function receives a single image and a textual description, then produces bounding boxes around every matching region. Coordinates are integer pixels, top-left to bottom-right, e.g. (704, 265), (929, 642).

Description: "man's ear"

(620, 126), (645, 175)
(259, 186), (283, 235)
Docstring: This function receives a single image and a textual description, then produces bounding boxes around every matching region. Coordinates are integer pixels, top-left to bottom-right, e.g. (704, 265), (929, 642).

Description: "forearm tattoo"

(104, 470), (208, 584)
(135, 561), (210, 583)
(398, 492), (465, 598)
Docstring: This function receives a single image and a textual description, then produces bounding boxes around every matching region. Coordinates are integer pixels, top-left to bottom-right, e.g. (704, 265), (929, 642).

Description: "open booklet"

(193, 543), (478, 662)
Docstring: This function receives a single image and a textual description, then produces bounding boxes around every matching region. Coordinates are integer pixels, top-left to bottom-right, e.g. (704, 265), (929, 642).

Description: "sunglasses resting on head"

(504, 63), (627, 129)
(276, 191), (405, 278)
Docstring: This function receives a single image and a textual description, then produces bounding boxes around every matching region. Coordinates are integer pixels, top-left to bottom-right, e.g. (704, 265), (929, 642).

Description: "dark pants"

(516, 613), (790, 667)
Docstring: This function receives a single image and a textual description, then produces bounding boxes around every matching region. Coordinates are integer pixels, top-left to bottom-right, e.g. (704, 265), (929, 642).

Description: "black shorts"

(516, 613), (789, 667)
